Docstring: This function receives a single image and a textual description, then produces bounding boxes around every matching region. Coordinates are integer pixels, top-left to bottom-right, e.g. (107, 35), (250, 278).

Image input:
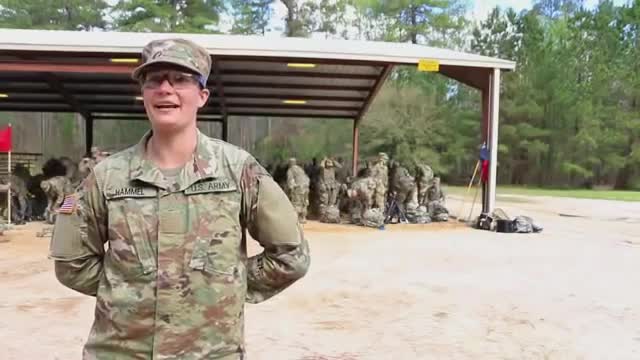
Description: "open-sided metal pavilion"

(0, 28), (515, 215)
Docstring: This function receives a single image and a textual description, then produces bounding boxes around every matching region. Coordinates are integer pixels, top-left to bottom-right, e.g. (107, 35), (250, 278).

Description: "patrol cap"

(132, 38), (212, 87)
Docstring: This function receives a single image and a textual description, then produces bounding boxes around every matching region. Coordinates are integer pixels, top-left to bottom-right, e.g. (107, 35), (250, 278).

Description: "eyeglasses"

(142, 70), (203, 89)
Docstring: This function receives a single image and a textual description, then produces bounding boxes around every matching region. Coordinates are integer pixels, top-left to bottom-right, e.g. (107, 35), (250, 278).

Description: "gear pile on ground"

(361, 208), (384, 228)
(475, 208), (543, 233)
(406, 206), (431, 224)
(319, 205), (341, 224)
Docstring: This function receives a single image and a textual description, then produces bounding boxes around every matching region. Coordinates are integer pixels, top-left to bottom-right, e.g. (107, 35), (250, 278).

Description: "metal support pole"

(7, 123), (11, 226)
(481, 85), (489, 213)
(484, 68), (501, 214)
(85, 115), (94, 156)
(352, 119), (359, 176)
(222, 117), (228, 142)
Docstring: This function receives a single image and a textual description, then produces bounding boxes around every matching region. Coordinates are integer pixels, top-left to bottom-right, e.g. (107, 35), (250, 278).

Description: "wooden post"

(222, 117), (228, 142)
(352, 119), (359, 176)
(7, 123), (11, 225)
(482, 68), (501, 214)
(85, 116), (94, 156)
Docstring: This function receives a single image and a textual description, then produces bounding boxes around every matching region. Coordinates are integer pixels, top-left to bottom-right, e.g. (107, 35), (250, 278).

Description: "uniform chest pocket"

(184, 183), (243, 279)
(104, 187), (158, 277)
(189, 235), (240, 277)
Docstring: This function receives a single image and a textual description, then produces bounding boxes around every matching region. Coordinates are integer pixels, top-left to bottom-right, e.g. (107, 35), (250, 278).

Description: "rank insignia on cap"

(58, 195), (78, 214)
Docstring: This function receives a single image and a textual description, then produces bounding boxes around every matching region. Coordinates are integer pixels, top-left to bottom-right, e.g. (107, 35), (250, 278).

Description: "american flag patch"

(58, 195), (77, 214)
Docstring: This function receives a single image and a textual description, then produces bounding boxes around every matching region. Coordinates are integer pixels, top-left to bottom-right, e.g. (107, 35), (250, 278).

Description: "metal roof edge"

(0, 29), (516, 71)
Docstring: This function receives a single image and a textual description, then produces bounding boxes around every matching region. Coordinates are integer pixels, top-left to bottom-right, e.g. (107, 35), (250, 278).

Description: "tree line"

(0, 0), (638, 190)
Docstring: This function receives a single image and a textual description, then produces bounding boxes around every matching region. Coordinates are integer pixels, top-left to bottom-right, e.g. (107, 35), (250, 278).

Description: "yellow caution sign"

(418, 59), (440, 72)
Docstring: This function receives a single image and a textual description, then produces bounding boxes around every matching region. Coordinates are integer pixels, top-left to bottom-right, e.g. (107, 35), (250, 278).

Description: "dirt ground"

(1, 194), (639, 360)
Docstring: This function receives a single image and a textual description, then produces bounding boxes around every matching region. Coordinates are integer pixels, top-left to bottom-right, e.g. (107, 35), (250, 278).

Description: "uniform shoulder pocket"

(49, 211), (87, 260)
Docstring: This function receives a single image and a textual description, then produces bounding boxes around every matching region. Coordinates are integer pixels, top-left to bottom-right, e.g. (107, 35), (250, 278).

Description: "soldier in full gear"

(12, 175), (29, 224)
(370, 152), (389, 211)
(416, 164), (434, 206)
(345, 168), (375, 222)
(285, 158), (310, 223)
(334, 156), (349, 184)
(305, 158), (320, 217)
(390, 161), (416, 215)
(316, 157), (342, 216)
(0, 174), (29, 224)
(40, 175), (71, 224)
(13, 164), (33, 222)
(426, 176), (449, 221)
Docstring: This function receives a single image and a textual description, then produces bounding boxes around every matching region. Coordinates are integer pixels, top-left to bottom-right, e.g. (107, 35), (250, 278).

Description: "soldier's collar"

(129, 129), (222, 186)
(191, 128), (223, 179)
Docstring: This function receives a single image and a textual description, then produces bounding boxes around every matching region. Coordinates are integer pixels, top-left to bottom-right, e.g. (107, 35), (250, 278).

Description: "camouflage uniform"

(285, 158), (310, 223)
(317, 157), (340, 209)
(426, 176), (445, 205)
(369, 152), (388, 211)
(50, 130), (310, 360)
(346, 172), (376, 223)
(14, 164), (34, 221)
(41, 175), (71, 224)
(426, 177), (449, 221)
(390, 164), (416, 214)
(12, 175), (29, 223)
(304, 159), (320, 217)
(416, 164), (434, 206)
(49, 38), (310, 360)
(334, 157), (349, 184)
(0, 174), (29, 223)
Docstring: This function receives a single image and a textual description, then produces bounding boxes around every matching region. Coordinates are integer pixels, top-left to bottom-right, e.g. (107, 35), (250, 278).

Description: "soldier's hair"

(59, 156), (77, 170)
(42, 158), (67, 178)
(357, 167), (370, 178)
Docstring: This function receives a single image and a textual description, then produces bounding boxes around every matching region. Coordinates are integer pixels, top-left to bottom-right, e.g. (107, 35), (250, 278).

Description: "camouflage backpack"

(407, 206), (431, 224)
(428, 202), (449, 222)
(361, 208), (384, 228)
(320, 205), (341, 223)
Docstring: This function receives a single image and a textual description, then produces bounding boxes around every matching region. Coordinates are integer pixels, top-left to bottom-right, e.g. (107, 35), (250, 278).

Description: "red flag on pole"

(479, 143), (489, 183)
(0, 125), (12, 152)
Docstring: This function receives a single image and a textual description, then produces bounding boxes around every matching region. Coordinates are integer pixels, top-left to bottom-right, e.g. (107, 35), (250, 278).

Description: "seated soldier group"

(270, 152), (450, 228)
(0, 147), (110, 225)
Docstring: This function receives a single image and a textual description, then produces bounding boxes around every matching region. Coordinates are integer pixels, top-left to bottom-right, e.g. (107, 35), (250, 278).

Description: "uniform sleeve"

(49, 171), (108, 296)
(240, 156), (310, 304)
(286, 169), (295, 190)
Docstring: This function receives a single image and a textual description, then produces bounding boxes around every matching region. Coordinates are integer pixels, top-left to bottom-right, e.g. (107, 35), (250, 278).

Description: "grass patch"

(444, 185), (640, 202)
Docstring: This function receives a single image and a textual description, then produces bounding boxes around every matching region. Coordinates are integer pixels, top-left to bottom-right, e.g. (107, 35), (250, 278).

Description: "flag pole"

(7, 123), (11, 226)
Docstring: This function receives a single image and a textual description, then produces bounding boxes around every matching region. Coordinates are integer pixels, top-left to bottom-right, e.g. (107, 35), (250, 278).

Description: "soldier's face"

(141, 67), (210, 132)
(40, 181), (50, 193)
(79, 158), (95, 173)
